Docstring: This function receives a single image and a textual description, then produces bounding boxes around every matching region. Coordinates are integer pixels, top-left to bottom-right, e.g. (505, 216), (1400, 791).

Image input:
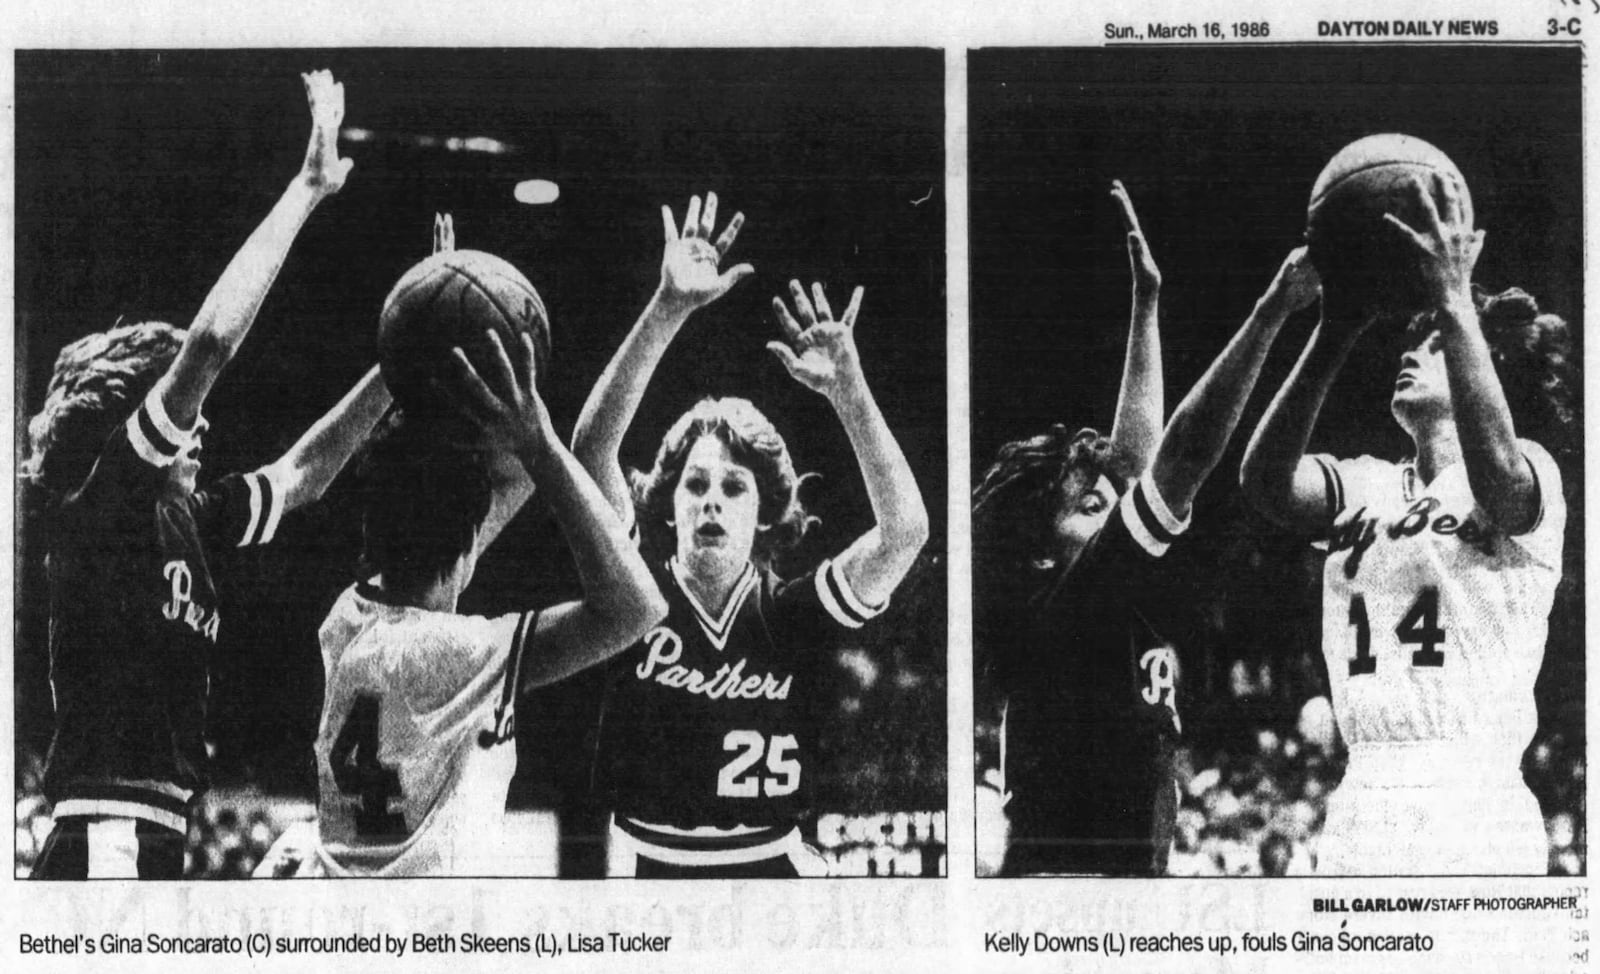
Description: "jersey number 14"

(1347, 586), (1446, 676)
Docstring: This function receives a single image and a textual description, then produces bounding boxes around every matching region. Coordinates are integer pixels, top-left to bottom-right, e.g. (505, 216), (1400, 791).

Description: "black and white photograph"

(14, 48), (948, 881)
(970, 46), (1583, 878)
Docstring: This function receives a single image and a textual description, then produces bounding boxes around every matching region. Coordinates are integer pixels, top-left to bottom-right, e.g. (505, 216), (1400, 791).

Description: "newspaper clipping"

(3, 1), (1592, 972)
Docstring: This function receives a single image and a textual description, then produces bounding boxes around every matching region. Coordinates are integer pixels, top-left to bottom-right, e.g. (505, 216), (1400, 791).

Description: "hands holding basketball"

(769, 281), (867, 401)
(1259, 247), (1322, 318)
(299, 70), (354, 198)
(441, 330), (555, 464)
(657, 192), (755, 315)
(1385, 175), (1482, 313)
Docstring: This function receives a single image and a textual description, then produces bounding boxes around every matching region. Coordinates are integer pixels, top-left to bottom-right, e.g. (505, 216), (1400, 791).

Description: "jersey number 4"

(717, 730), (801, 798)
(1348, 586), (1446, 676)
(330, 694), (410, 840)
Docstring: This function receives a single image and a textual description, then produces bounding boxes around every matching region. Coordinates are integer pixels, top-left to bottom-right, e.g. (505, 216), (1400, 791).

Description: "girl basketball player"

(973, 183), (1320, 875)
(1240, 174), (1573, 874)
(21, 72), (393, 879)
(572, 194), (930, 877)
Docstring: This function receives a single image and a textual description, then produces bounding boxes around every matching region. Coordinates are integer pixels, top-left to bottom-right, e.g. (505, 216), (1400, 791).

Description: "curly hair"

(972, 425), (1133, 605)
(358, 412), (495, 588)
(1408, 286), (1577, 459)
(630, 397), (815, 566)
(22, 320), (186, 502)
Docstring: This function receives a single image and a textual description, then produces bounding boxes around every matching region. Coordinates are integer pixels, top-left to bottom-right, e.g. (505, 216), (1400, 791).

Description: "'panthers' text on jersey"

(596, 556), (883, 858)
(1313, 440), (1564, 761)
(45, 389), (285, 832)
(310, 582), (537, 877)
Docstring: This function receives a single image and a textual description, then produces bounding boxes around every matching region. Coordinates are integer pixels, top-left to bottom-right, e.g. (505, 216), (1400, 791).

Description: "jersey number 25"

(717, 730), (801, 798)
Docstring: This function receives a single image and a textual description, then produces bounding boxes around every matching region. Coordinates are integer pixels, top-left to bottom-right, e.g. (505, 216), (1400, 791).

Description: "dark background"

(969, 46), (1584, 828)
(14, 49), (947, 846)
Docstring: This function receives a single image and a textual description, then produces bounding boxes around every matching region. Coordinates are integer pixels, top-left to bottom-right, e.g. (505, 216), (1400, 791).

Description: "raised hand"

(1385, 174), (1482, 310)
(299, 70), (354, 198)
(440, 331), (554, 463)
(768, 281), (866, 400)
(1111, 179), (1161, 294)
(1261, 247), (1322, 317)
(657, 192), (754, 314)
(433, 212), (455, 255)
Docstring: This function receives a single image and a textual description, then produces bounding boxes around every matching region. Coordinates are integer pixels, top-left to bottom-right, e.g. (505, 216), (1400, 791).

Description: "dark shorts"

(31, 815), (186, 880)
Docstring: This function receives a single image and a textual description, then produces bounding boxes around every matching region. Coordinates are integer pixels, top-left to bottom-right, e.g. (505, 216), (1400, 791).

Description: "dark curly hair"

(630, 397), (815, 566)
(358, 411), (495, 589)
(22, 320), (186, 502)
(972, 425), (1133, 590)
(1407, 286), (1577, 459)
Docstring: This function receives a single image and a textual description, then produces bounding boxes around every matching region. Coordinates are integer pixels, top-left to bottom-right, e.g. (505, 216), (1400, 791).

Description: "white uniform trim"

(671, 558), (758, 650)
(1119, 473), (1191, 558)
(85, 818), (142, 878)
(815, 557), (886, 629)
(238, 469), (288, 546)
(608, 819), (812, 870)
(56, 799), (186, 834)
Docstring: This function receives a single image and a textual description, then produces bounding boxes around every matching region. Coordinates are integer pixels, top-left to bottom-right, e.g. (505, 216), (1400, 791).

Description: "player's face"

(1048, 474), (1116, 572)
(674, 434), (762, 575)
(1390, 326), (1454, 432)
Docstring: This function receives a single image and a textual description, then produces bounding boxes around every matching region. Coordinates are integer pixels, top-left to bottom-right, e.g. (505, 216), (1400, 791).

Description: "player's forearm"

(525, 437), (667, 635)
(1240, 321), (1356, 521)
(162, 179), (329, 427)
(832, 373), (930, 554)
(271, 365), (392, 511)
(1110, 286), (1163, 473)
(1151, 294), (1291, 517)
(1436, 299), (1537, 530)
(570, 290), (692, 513)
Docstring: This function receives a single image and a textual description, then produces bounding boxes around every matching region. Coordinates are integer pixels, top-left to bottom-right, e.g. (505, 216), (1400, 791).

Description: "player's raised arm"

(1238, 259), (1372, 532)
(157, 70), (353, 430)
(1148, 248), (1318, 521)
(445, 330), (666, 690)
(260, 366), (392, 512)
(570, 193), (754, 516)
(769, 282), (930, 607)
(1108, 180), (1163, 474)
(1386, 176), (1537, 533)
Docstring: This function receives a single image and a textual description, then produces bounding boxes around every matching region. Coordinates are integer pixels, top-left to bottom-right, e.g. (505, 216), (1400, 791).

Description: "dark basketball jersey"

(44, 390), (285, 832)
(596, 555), (882, 856)
(996, 472), (1189, 876)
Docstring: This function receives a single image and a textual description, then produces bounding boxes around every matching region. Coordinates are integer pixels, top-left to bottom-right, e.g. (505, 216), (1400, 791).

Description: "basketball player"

(1239, 175), (1572, 874)
(303, 238), (665, 876)
(571, 194), (929, 877)
(975, 183), (1319, 876)
(21, 71), (393, 879)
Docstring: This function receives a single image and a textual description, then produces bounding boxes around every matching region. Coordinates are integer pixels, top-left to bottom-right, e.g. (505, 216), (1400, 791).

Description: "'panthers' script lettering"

(635, 627), (793, 701)
(1327, 497), (1498, 579)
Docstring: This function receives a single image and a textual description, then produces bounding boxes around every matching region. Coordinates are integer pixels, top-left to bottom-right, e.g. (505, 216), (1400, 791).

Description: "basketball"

(1305, 134), (1473, 315)
(377, 249), (551, 417)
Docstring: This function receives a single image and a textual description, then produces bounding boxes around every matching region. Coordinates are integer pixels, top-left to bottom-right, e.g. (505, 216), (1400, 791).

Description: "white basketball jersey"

(310, 582), (535, 877)
(1314, 440), (1564, 760)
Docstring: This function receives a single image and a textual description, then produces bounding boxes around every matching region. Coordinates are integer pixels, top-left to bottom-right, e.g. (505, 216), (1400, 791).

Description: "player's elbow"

(886, 500), (931, 556)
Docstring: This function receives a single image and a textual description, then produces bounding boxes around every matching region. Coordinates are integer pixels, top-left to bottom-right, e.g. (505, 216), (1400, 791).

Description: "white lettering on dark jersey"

(161, 560), (220, 643)
(634, 626), (792, 701)
(1139, 647), (1180, 731)
(1328, 498), (1498, 579)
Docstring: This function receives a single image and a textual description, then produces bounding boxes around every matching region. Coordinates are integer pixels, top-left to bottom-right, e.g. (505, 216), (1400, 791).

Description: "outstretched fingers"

(682, 195), (704, 239)
(788, 279), (818, 328)
(1110, 179), (1144, 238)
(714, 212), (746, 257)
(773, 296), (805, 342)
(840, 285), (865, 327)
